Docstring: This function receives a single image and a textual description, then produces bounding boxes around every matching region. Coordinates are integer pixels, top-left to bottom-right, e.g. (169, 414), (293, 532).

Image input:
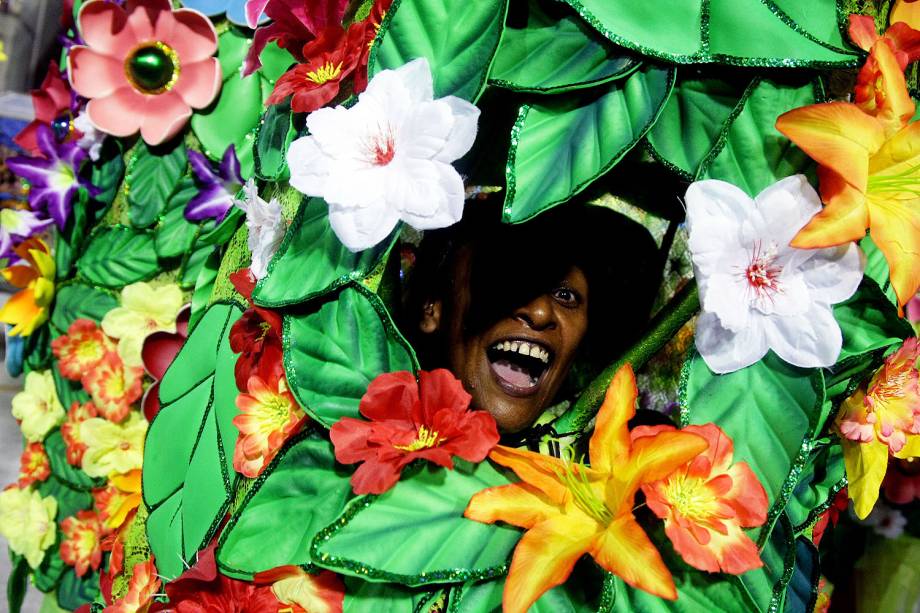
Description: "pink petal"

(169, 9), (219, 63)
(246, 0), (271, 28)
(172, 58), (221, 109)
(86, 87), (146, 137)
(77, 0), (136, 57)
(125, 0), (159, 41)
(68, 47), (125, 99)
(138, 90), (191, 145)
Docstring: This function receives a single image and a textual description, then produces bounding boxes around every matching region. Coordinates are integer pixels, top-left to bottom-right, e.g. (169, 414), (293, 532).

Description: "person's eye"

(552, 287), (580, 307)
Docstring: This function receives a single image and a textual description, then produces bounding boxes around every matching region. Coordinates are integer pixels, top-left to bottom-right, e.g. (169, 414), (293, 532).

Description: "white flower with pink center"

(286, 57), (480, 252)
(686, 175), (864, 374)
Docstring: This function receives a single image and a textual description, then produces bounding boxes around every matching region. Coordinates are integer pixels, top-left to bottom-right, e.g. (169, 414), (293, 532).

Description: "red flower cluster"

(18, 442), (50, 487)
(229, 268), (283, 391)
(61, 401), (98, 466)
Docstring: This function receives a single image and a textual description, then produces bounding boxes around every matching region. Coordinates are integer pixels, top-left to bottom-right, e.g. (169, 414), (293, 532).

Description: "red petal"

(141, 331), (184, 379)
(359, 371), (419, 421)
(416, 369), (471, 423)
(349, 456), (404, 494)
(329, 418), (375, 464)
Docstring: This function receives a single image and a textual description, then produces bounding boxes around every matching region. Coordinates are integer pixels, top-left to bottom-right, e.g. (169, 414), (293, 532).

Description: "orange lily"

(847, 14), (920, 71)
(775, 39), (920, 311)
(464, 365), (708, 613)
(0, 237), (55, 336)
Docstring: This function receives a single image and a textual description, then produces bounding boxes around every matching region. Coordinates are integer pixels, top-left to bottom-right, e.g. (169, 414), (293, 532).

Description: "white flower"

(73, 110), (105, 162)
(234, 179), (285, 280)
(286, 57), (480, 252)
(686, 175), (864, 373)
(861, 501), (907, 539)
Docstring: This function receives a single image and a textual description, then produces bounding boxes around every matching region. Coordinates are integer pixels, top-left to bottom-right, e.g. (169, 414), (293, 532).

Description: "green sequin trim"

(366, 0), (403, 79)
(767, 515), (800, 613)
(488, 58), (641, 95)
(793, 475), (847, 536)
(693, 77), (760, 181)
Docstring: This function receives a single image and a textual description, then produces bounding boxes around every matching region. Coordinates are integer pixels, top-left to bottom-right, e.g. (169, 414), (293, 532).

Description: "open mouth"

(487, 339), (553, 396)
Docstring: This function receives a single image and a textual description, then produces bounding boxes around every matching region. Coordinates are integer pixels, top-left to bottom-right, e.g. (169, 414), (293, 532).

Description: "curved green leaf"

(283, 284), (417, 427)
(56, 568), (99, 611)
(489, 0), (639, 93)
(44, 430), (101, 491)
(38, 477), (92, 522)
(608, 570), (755, 613)
(834, 281), (912, 362)
(154, 177), (200, 260)
(312, 459), (519, 587)
(451, 571), (602, 613)
(785, 444), (844, 534)
(126, 140), (188, 228)
(50, 283), (118, 334)
(503, 63), (674, 223)
(76, 226), (159, 288)
(253, 199), (397, 308)
(343, 578), (437, 613)
(559, 0), (858, 67)
(370, 0), (508, 101)
(254, 100), (296, 182)
(860, 235), (898, 307)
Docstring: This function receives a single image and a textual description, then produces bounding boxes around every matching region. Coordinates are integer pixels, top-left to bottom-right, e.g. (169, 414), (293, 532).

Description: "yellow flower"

(11, 370), (65, 442)
(101, 281), (184, 366)
(0, 486), (57, 568)
(0, 238), (55, 337)
(80, 413), (147, 479)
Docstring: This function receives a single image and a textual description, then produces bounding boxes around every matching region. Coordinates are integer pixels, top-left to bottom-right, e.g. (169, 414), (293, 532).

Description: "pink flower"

(68, 0), (221, 146)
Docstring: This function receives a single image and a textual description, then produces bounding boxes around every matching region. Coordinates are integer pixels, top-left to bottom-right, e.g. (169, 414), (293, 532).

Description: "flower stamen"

(305, 61), (343, 85)
(394, 425), (444, 451)
(553, 448), (612, 525)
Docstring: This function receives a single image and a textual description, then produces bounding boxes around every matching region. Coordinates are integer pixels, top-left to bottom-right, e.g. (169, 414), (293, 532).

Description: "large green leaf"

(254, 100), (296, 181)
(154, 177), (200, 260)
(860, 235), (899, 307)
(283, 284), (417, 427)
(37, 477), (92, 522)
(370, 0), (508, 101)
(88, 140), (126, 211)
(144, 302), (243, 580)
(559, 0), (858, 67)
(253, 199), (396, 308)
(785, 444), (844, 535)
(450, 570), (602, 613)
(7, 554), (28, 613)
(489, 0), (639, 93)
(76, 226), (159, 288)
(343, 578), (437, 613)
(32, 537), (66, 592)
(736, 516), (815, 612)
(834, 281), (912, 362)
(313, 459), (519, 586)
(608, 570), (756, 612)
(217, 433), (353, 579)
(56, 568), (99, 611)
(49, 283), (118, 334)
(503, 64), (674, 223)
(126, 140), (188, 228)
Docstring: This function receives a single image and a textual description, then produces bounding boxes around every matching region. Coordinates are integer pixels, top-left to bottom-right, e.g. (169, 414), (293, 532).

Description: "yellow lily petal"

(856, 40), (915, 136)
(465, 482), (557, 530)
(630, 430), (709, 484)
(891, 0), (920, 29)
(895, 434), (920, 459)
(590, 364), (637, 473)
(776, 102), (885, 191)
(0, 288), (42, 337)
(29, 247), (55, 283)
(791, 168), (869, 248)
(868, 199), (920, 309)
(841, 436), (890, 519)
(592, 516), (677, 600)
(488, 446), (568, 505)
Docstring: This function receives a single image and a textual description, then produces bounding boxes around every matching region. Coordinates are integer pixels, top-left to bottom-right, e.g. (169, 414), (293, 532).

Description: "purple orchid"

(185, 146), (244, 223)
(0, 209), (53, 261)
(6, 124), (98, 230)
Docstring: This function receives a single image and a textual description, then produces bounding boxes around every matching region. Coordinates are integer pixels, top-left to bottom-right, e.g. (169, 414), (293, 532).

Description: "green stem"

(556, 280), (700, 434)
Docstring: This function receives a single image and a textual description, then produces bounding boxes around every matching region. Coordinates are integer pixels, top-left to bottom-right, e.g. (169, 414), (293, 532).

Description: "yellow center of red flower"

(75, 338), (104, 361)
(662, 475), (713, 522)
(394, 425), (444, 452)
(306, 61), (343, 85)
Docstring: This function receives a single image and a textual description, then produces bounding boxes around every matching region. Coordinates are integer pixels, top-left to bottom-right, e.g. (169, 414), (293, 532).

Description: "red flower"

(229, 268), (283, 391)
(51, 319), (115, 382)
(60, 510), (104, 577)
(253, 566), (345, 613)
(14, 62), (76, 156)
(267, 23), (364, 113)
(812, 489), (849, 546)
(848, 14), (920, 70)
(140, 306), (190, 421)
(106, 557), (160, 613)
(353, 0), (393, 93)
(330, 369), (500, 495)
(61, 401), (99, 466)
(884, 457), (920, 504)
(18, 441), (50, 487)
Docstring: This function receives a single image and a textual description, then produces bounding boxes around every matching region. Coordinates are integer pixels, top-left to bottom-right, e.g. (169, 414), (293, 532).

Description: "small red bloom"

(14, 62), (76, 156)
(107, 557), (160, 613)
(61, 401), (99, 466)
(330, 369), (500, 495)
(883, 457), (920, 504)
(140, 306), (190, 421)
(353, 0), (393, 93)
(60, 510), (104, 577)
(18, 441), (50, 487)
(848, 13), (920, 69)
(81, 352), (144, 423)
(812, 489), (849, 546)
(51, 319), (115, 381)
(229, 268), (284, 391)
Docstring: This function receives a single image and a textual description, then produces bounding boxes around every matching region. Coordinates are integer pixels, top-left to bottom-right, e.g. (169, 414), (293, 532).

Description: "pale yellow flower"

(80, 413), (147, 479)
(0, 486), (57, 568)
(101, 281), (184, 366)
(11, 370), (64, 442)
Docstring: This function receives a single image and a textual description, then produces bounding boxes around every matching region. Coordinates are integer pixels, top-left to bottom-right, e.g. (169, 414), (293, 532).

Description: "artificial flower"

(80, 413), (148, 479)
(107, 558), (161, 613)
(891, 0), (920, 30)
(180, 0), (265, 26)
(11, 369), (65, 442)
(51, 318), (116, 381)
(17, 441), (51, 488)
(232, 371), (306, 478)
(0, 208), (53, 261)
(685, 175), (863, 373)
(253, 566), (345, 613)
(636, 423), (767, 574)
(140, 306), (190, 420)
(811, 489), (849, 546)
(861, 501), (908, 538)
(73, 110), (106, 162)
(101, 281), (184, 367)
(332, 369), (500, 495)
(465, 365), (708, 612)
(847, 14), (920, 71)
(837, 338), (920, 518)
(288, 58), (480, 252)
(68, 0), (221, 146)
(60, 510), (104, 576)
(775, 43), (920, 311)
(13, 61), (76, 156)
(234, 179), (285, 280)
(185, 146), (243, 222)
(909, 293), (920, 335)
(883, 458), (920, 504)
(82, 352), (144, 423)
(0, 486), (57, 568)
(93, 470), (143, 533)
(353, 0), (393, 93)
(6, 124), (97, 229)
(62, 401), (100, 466)
(228, 268), (283, 390)
(266, 23), (364, 113)
(0, 238), (56, 337)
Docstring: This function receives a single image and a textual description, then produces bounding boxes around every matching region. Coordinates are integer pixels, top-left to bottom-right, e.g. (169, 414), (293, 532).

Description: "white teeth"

(510, 341), (520, 352)
(519, 342), (531, 356)
(491, 341), (551, 364)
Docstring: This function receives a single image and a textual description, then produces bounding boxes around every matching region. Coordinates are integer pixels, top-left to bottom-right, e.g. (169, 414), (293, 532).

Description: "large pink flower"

(68, 0), (221, 146)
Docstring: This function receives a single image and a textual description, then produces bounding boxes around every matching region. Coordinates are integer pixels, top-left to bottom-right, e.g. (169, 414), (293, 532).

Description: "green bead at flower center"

(125, 43), (179, 94)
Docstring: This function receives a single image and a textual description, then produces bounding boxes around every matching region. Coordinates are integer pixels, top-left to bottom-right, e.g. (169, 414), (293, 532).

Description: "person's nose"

(514, 294), (556, 331)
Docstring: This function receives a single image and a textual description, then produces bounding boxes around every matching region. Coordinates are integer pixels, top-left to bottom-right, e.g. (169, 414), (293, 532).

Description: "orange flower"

(635, 423), (767, 574)
(51, 319), (115, 381)
(60, 510), (104, 576)
(61, 401), (99, 466)
(0, 238), (55, 337)
(464, 365), (708, 613)
(847, 14), (920, 71)
(82, 352), (144, 423)
(232, 373), (306, 478)
(17, 441), (50, 487)
(93, 470), (142, 533)
(775, 40), (920, 311)
(106, 558), (161, 613)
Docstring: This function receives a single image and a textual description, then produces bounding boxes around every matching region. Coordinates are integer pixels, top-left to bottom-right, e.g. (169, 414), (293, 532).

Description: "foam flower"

(11, 369), (65, 442)
(51, 318), (116, 381)
(60, 510), (104, 576)
(228, 268), (283, 390)
(13, 61), (76, 156)
(18, 441), (51, 488)
(465, 365), (708, 612)
(0, 486), (56, 568)
(775, 42), (920, 311)
(68, 0), (221, 146)
(107, 558), (161, 613)
(287, 57), (480, 252)
(635, 423), (767, 574)
(234, 179), (285, 280)
(184, 147), (243, 223)
(101, 281), (184, 367)
(61, 401), (100, 466)
(332, 369), (500, 495)
(253, 566), (345, 613)
(93, 470), (142, 533)
(80, 413), (148, 479)
(140, 306), (190, 420)
(0, 208), (53, 261)
(837, 337), (920, 518)
(82, 352), (144, 423)
(685, 176), (863, 373)
(0, 238), (56, 337)
(232, 371), (306, 478)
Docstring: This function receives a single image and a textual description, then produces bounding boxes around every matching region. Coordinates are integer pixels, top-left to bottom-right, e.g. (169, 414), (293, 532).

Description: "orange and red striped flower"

(61, 401), (99, 466)
(60, 510), (103, 576)
(17, 442), (50, 488)
(51, 319), (115, 381)
(107, 558), (161, 613)
(81, 352), (143, 423)
(93, 470), (142, 534)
